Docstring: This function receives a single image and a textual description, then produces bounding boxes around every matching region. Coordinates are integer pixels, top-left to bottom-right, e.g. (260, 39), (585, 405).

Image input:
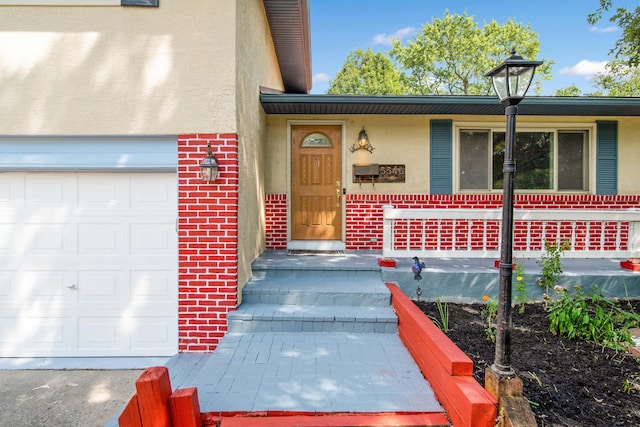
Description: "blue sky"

(309, 0), (635, 95)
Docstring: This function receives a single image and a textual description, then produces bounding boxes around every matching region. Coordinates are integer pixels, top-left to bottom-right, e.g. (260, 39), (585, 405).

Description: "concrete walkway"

(166, 332), (442, 414)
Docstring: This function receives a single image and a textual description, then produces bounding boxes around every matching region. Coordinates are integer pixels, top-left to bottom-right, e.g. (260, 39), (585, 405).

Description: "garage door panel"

(77, 270), (122, 302)
(130, 270), (174, 301)
(0, 316), (75, 356)
(130, 176), (174, 209)
(20, 270), (75, 300)
(23, 223), (72, 254)
(131, 223), (174, 255)
(26, 317), (70, 346)
(25, 176), (73, 207)
(78, 317), (120, 350)
(78, 223), (122, 255)
(0, 178), (16, 206)
(78, 176), (124, 210)
(0, 223), (16, 254)
(0, 270), (14, 296)
(0, 317), (17, 344)
(130, 318), (174, 351)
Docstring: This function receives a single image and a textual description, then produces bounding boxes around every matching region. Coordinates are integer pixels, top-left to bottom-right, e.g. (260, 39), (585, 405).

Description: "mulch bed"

(415, 300), (640, 427)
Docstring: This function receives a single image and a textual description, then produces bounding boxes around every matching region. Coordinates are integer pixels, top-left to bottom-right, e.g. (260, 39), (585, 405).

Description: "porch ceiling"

(260, 94), (640, 116)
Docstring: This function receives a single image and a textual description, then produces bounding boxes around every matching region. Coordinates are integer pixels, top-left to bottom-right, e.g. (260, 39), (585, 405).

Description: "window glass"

(492, 131), (553, 190)
(459, 128), (589, 192)
(558, 132), (588, 190)
(459, 130), (489, 190)
(301, 133), (331, 147)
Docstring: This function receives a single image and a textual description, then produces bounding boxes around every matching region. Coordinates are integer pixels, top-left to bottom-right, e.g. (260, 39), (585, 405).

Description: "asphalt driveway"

(0, 369), (142, 427)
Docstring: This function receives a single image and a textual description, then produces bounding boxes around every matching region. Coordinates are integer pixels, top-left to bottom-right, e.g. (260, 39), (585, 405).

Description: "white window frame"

(453, 121), (596, 194)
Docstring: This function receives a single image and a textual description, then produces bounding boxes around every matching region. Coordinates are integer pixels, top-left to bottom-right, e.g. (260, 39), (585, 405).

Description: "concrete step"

(242, 270), (390, 307)
(227, 304), (398, 333)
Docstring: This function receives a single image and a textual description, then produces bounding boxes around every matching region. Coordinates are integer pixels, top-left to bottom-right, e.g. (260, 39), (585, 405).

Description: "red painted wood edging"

(378, 258), (397, 268)
(215, 413), (449, 426)
(119, 367), (204, 427)
(621, 260), (640, 271)
(136, 366), (173, 427)
(170, 388), (202, 427)
(386, 283), (497, 427)
(118, 394), (142, 427)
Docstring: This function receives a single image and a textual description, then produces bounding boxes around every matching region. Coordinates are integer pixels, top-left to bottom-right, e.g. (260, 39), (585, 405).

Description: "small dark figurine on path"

(412, 256), (426, 300)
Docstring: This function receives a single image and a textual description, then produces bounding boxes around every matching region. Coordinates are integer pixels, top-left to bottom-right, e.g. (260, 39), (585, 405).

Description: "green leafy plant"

(536, 238), (570, 303)
(482, 295), (498, 343)
(430, 298), (450, 333)
(622, 374), (640, 394)
(547, 285), (640, 351)
(513, 260), (528, 314)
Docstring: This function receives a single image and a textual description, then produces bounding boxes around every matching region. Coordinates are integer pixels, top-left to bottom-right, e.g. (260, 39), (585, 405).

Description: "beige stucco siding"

(0, 1), (237, 134)
(235, 0), (284, 296)
(265, 114), (640, 195)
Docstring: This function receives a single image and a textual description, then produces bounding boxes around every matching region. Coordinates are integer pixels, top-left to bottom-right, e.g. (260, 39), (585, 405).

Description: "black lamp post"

(485, 50), (541, 378)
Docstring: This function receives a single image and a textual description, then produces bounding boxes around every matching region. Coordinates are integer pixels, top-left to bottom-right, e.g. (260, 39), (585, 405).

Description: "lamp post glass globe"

(485, 50), (542, 106)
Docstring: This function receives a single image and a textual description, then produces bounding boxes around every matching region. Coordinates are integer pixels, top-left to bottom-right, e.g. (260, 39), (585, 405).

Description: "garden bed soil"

(415, 300), (640, 427)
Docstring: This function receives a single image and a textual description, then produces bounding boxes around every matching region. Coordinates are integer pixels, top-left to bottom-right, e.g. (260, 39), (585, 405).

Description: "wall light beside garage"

(199, 142), (220, 183)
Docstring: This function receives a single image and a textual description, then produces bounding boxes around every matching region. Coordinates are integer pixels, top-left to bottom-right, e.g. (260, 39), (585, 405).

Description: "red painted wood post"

(135, 366), (173, 427)
(169, 387), (202, 427)
(118, 394), (143, 427)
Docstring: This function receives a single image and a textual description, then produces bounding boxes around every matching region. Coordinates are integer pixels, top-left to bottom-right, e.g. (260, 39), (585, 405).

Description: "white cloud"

(312, 73), (331, 84)
(589, 26), (618, 33)
(559, 60), (608, 76)
(372, 26), (417, 45)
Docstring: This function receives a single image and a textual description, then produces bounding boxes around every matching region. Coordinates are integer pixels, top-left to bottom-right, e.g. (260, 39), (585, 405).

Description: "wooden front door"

(291, 125), (342, 241)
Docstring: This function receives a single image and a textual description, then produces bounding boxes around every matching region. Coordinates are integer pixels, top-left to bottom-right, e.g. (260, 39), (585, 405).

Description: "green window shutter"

(430, 119), (452, 194)
(596, 121), (618, 195)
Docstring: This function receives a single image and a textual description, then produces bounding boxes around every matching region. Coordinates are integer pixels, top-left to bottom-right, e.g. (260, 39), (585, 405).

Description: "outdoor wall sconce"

(349, 127), (375, 153)
(199, 142), (220, 183)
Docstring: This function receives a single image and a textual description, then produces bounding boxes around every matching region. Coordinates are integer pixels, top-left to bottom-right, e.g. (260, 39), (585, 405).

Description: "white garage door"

(0, 172), (178, 357)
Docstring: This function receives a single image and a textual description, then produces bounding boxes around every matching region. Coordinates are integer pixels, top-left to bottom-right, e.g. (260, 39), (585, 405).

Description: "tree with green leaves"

(389, 11), (552, 95)
(588, 1), (640, 67)
(554, 85), (583, 97)
(592, 60), (640, 96)
(327, 48), (409, 95)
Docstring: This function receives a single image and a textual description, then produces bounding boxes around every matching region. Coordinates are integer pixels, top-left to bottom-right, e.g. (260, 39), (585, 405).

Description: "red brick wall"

(264, 193), (640, 251)
(265, 193), (287, 249)
(178, 134), (239, 352)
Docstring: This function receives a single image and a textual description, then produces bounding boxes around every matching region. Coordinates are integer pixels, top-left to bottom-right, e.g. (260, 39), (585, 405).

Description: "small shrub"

(547, 285), (640, 351)
(482, 295), (498, 343)
(537, 239), (570, 304)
